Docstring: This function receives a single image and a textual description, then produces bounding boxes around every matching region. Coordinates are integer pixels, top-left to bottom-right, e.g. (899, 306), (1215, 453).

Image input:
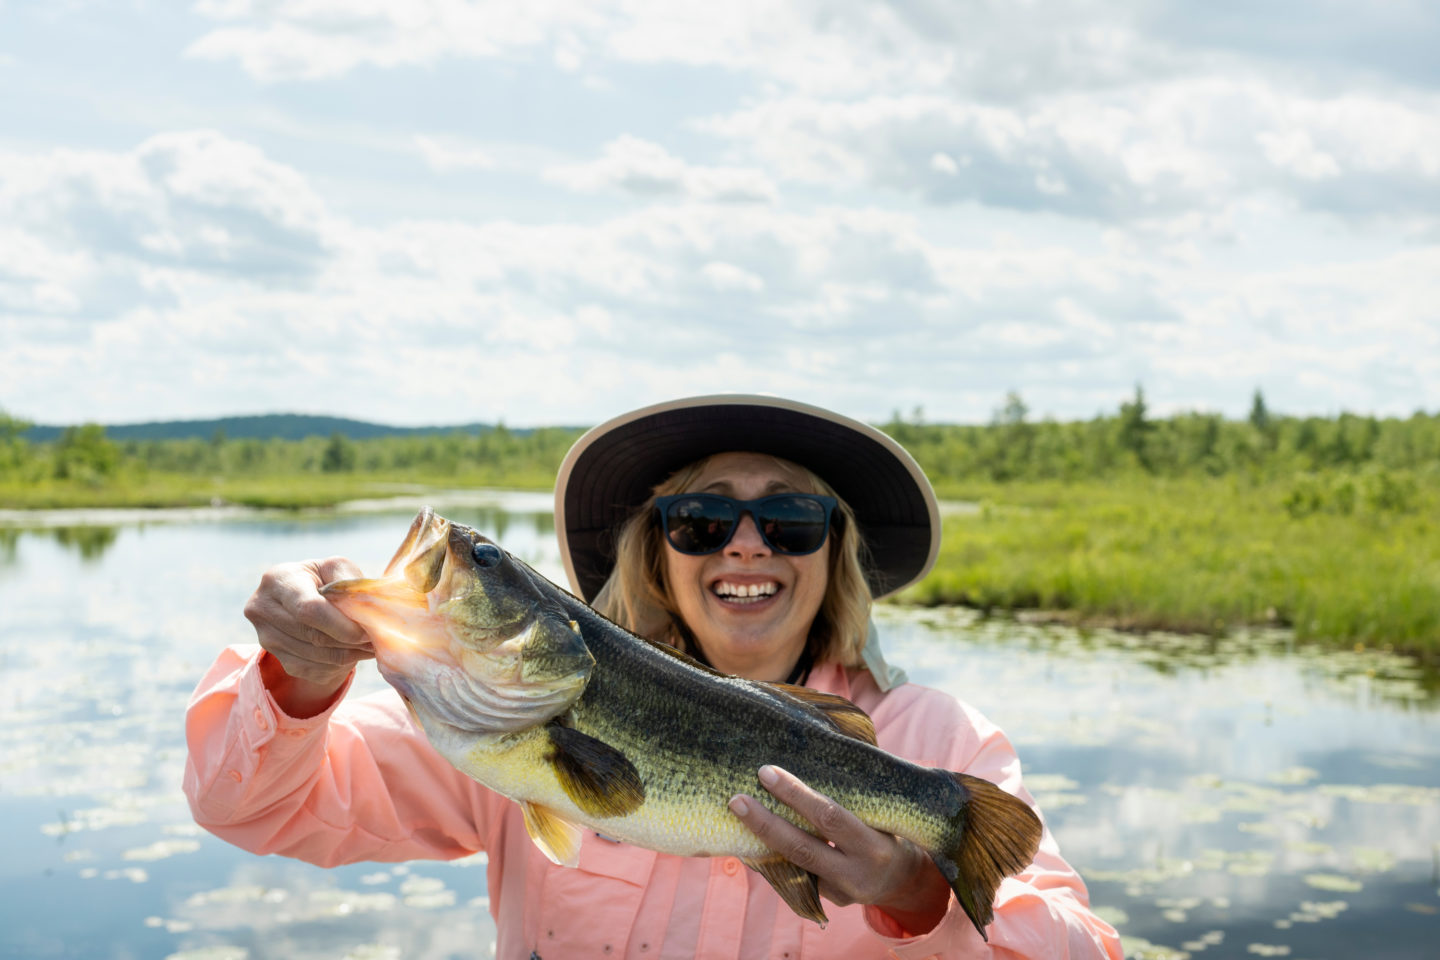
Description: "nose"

(725, 511), (771, 558)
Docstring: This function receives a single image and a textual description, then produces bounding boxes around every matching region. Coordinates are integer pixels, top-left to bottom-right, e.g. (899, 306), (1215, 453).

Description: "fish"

(321, 507), (1043, 939)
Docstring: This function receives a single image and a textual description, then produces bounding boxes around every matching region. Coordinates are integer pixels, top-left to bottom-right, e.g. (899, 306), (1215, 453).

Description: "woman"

(185, 395), (1122, 959)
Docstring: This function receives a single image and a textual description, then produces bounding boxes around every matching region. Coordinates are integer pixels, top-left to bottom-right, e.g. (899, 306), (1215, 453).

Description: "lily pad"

(1303, 873), (1363, 893)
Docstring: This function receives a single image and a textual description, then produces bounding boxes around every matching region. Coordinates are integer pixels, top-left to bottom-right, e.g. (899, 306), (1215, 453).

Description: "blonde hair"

(592, 453), (874, 668)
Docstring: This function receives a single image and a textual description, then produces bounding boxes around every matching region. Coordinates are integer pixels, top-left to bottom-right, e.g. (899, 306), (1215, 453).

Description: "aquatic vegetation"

(1180, 930), (1224, 953)
(1122, 936), (1192, 959)
(3, 513), (1438, 959)
(1275, 900), (1348, 928)
(1302, 874), (1364, 893)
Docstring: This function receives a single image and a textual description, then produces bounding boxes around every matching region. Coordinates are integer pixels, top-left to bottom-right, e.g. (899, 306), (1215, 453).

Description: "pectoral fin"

(742, 854), (827, 927)
(545, 724), (645, 818)
(521, 801), (585, 867)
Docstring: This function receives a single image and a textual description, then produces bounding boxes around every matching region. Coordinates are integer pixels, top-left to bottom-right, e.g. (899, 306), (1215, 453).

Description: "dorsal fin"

(640, 635), (728, 677)
(762, 683), (878, 746)
(638, 635), (876, 744)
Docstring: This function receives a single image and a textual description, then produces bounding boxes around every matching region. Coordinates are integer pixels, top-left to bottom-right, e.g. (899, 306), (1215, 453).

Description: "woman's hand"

(728, 764), (953, 935)
(243, 557), (373, 718)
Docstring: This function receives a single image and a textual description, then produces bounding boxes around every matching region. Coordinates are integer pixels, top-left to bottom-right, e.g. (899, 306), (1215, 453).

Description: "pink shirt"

(185, 646), (1121, 960)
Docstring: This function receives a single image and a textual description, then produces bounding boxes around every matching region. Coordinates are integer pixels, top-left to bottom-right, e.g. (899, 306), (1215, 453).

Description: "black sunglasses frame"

(654, 493), (839, 557)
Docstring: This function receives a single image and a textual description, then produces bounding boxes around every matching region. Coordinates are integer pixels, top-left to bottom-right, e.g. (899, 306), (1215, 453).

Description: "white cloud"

(186, 0), (609, 82)
(701, 261), (764, 293)
(181, 0), (1173, 99)
(701, 79), (1440, 226)
(414, 135), (494, 172)
(4, 129), (1439, 426)
(544, 136), (776, 204)
(0, 130), (331, 301)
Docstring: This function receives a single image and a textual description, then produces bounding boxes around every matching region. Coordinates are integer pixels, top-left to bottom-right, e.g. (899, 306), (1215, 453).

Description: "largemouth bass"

(322, 507), (1042, 938)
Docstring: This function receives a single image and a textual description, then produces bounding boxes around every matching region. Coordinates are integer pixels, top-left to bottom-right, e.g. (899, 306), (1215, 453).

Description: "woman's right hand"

(243, 556), (373, 717)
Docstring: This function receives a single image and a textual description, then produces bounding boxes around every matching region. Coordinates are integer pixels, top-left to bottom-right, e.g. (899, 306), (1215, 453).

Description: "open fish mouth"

(320, 507), (593, 735)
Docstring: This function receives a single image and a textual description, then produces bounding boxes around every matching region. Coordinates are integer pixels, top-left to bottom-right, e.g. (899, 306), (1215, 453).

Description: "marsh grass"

(0, 467), (557, 510)
(906, 477), (1440, 654)
(6, 463), (1440, 655)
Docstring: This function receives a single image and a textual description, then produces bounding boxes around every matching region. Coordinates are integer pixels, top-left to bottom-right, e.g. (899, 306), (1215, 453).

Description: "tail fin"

(929, 773), (1043, 941)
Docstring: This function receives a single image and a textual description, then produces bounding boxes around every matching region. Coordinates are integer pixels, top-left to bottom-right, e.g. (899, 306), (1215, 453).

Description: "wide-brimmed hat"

(554, 394), (941, 603)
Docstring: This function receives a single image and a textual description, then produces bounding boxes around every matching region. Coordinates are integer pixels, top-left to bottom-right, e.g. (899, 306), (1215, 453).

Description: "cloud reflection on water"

(0, 511), (1436, 959)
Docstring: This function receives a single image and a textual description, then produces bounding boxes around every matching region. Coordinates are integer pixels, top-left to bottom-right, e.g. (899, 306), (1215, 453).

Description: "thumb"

(315, 555), (366, 584)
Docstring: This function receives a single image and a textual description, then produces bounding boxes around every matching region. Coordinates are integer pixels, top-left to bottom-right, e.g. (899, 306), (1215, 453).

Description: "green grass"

(905, 476), (1440, 656)
(8, 469), (1440, 657)
(0, 468), (557, 510)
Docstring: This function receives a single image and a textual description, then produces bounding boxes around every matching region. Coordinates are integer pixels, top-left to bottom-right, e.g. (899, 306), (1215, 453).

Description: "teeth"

(713, 581), (778, 598)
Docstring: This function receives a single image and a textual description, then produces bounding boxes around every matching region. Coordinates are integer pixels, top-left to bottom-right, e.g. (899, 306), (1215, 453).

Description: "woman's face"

(662, 452), (829, 682)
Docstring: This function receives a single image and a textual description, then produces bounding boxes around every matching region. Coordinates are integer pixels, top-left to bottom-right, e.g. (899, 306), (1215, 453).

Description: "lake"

(1, 494), (1437, 960)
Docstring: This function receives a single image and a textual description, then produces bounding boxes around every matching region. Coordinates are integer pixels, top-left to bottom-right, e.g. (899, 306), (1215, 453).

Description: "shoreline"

(0, 487), (558, 529)
(5, 486), (1436, 662)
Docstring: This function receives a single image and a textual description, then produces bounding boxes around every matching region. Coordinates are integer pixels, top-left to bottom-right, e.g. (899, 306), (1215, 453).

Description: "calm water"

(1, 496), (1437, 960)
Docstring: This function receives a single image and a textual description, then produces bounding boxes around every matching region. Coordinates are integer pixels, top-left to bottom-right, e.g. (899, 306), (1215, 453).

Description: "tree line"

(883, 388), (1440, 487)
(0, 410), (584, 488)
(4, 389), (1439, 496)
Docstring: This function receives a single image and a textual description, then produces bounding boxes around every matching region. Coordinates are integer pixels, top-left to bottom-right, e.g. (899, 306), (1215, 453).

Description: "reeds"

(905, 476), (1440, 654)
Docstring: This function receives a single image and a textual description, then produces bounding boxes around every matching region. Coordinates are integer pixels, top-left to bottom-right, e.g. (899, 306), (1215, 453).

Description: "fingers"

(244, 558), (373, 685)
(729, 765), (907, 909)
(728, 788), (846, 885)
(284, 558), (370, 646)
(755, 765), (883, 857)
(315, 555), (366, 588)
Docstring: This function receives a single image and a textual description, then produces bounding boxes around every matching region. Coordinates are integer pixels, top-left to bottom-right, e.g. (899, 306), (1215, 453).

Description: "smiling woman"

(597, 451), (857, 682)
(183, 394), (1123, 959)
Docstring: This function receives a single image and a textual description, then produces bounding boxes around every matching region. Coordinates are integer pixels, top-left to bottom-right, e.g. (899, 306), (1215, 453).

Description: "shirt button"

(253, 709), (269, 731)
(723, 858), (741, 876)
(228, 770), (243, 783)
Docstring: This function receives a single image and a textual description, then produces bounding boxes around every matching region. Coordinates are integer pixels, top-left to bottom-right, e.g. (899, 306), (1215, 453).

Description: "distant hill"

(20, 414), (558, 443)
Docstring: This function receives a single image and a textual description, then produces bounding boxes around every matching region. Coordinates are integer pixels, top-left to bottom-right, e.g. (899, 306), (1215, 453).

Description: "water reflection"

(0, 506), (1436, 960)
(51, 525), (120, 562)
(888, 608), (1440, 959)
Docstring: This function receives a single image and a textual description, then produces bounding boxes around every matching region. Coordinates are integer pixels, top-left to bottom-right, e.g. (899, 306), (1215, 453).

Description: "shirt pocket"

(530, 833), (657, 959)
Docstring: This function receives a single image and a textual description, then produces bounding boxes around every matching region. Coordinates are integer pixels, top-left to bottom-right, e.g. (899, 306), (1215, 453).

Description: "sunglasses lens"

(661, 494), (833, 556)
(758, 496), (830, 554)
(664, 497), (736, 554)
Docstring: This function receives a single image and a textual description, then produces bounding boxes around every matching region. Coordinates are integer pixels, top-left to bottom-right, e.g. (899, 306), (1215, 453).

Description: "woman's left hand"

(728, 764), (953, 935)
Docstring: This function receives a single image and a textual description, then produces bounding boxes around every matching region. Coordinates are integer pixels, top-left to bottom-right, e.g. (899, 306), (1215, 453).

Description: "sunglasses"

(654, 493), (838, 557)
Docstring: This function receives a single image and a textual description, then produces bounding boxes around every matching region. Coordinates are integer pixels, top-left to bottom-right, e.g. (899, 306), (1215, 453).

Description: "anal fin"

(742, 854), (827, 927)
(521, 801), (585, 867)
(545, 724), (645, 817)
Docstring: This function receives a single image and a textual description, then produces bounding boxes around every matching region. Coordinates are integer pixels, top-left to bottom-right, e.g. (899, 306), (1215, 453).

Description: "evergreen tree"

(1118, 384), (1154, 471)
(321, 432), (357, 473)
(1248, 389), (1270, 433)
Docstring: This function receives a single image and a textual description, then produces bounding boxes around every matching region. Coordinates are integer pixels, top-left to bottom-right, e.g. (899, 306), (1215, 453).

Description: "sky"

(2, 1), (1439, 428)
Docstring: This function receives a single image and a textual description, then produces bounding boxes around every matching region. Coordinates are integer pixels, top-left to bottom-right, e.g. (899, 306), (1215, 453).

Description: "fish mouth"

(388, 506), (452, 592)
(319, 507), (454, 654)
(324, 507), (592, 735)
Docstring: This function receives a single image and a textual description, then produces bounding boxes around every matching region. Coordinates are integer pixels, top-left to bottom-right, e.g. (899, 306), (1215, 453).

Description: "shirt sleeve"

(857, 685), (1124, 960)
(183, 644), (498, 867)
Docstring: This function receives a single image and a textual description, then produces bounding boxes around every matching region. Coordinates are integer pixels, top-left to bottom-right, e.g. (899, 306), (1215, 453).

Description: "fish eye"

(471, 542), (503, 568)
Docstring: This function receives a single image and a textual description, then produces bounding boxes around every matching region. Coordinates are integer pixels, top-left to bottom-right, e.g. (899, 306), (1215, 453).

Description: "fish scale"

(323, 507), (1043, 939)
